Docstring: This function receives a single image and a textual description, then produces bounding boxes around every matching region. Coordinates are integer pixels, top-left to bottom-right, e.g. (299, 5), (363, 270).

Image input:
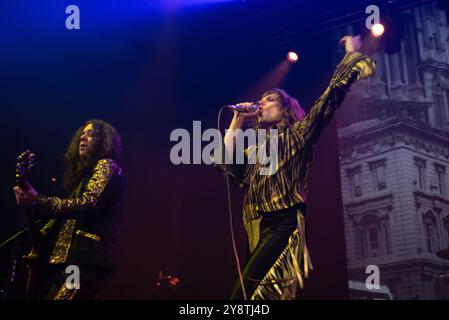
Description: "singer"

(12, 119), (125, 300)
(216, 35), (376, 300)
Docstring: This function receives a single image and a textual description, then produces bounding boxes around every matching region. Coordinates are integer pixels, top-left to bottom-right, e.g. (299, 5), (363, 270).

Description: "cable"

(218, 106), (248, 300)
(0, 219), (42, 249)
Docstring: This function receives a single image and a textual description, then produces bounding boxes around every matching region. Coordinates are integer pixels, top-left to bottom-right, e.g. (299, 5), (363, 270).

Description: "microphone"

(226, 103), (260, 113)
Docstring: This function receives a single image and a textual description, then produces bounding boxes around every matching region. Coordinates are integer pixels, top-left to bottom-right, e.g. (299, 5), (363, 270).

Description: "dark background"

(0, 0), (350, 299)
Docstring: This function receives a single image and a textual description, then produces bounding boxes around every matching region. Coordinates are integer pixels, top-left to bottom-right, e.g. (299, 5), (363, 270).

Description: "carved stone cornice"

(414, 190), (449, 212)
(345, 192), (394, 218)
(339, 117), (449, 162)
(419, 59), (449, 77)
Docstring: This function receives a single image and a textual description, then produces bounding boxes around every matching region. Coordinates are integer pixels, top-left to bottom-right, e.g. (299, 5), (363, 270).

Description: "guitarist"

(13, 119), (125, 300)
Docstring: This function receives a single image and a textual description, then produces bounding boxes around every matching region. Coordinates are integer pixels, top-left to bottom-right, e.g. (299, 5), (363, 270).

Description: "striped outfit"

(216, 51), (376, 300)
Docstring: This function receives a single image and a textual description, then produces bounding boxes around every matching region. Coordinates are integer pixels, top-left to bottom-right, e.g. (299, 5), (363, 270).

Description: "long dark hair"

(62, 119), (122, 192)
(261, 88), (306, 125)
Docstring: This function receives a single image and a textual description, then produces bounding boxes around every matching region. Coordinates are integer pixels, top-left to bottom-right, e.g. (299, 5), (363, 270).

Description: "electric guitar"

(15, 150), (41, 298)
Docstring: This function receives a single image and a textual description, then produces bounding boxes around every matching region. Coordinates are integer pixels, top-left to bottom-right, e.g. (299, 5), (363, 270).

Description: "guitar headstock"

(16, 150), (35, 189)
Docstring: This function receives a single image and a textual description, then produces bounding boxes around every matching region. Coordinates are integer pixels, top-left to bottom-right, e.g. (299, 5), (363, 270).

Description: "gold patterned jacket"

(34, 158), (125, 269)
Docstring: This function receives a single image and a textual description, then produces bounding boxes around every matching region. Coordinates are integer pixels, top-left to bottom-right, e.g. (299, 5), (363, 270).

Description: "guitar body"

(23, 220), (56, 299)
(23, 207), (39, 298)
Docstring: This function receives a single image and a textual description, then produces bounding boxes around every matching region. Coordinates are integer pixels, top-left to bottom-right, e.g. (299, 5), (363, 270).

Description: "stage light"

(356, 5), (403, 55)
(287, 51), (298, 63)
(371, 23), (384, 37)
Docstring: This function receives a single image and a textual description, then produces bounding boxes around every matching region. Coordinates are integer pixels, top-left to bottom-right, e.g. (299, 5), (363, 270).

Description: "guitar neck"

(16, 150), (40, 259)
(19, 180), (40, 256)
(25, 208), (40, 251)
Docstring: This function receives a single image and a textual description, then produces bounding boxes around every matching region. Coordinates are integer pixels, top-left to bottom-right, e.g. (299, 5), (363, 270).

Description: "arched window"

(443, 215), (449, 248)
(423, 211), (439, 253)
(433, 163), (447, 196)
(347, 166), (362, 198)
(432, 84), (449, 129)
(369, 159), (387, 192)
(354, 214), (391, 259)
(414, 157), (426, 190)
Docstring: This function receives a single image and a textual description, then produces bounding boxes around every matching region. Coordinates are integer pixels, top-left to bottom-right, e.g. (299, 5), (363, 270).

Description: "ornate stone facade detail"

(335, 1), (449, 299)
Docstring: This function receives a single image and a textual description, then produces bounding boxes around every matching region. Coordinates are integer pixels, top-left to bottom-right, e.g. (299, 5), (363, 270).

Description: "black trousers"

(229, 206), (302, 300)
(37, 264), (112, 300)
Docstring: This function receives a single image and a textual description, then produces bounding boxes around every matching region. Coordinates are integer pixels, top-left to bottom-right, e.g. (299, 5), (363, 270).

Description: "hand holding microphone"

(227, 102), (260, 113)
(227, 102), (261, 121)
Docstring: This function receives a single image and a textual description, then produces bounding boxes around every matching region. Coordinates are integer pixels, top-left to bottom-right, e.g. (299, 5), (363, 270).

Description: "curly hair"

(62, 119), (122, 193)
(261, 88), (306, 126)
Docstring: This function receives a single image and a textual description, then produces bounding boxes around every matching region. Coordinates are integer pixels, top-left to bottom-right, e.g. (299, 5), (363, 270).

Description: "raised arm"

(294, 35), (376, 149)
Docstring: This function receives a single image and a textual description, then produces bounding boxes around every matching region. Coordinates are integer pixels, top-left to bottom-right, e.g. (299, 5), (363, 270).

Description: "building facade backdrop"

(334, 1), (449, 299)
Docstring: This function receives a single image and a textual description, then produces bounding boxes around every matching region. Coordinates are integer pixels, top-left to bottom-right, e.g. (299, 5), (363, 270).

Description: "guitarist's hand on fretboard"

(13, 181), (38, 208)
